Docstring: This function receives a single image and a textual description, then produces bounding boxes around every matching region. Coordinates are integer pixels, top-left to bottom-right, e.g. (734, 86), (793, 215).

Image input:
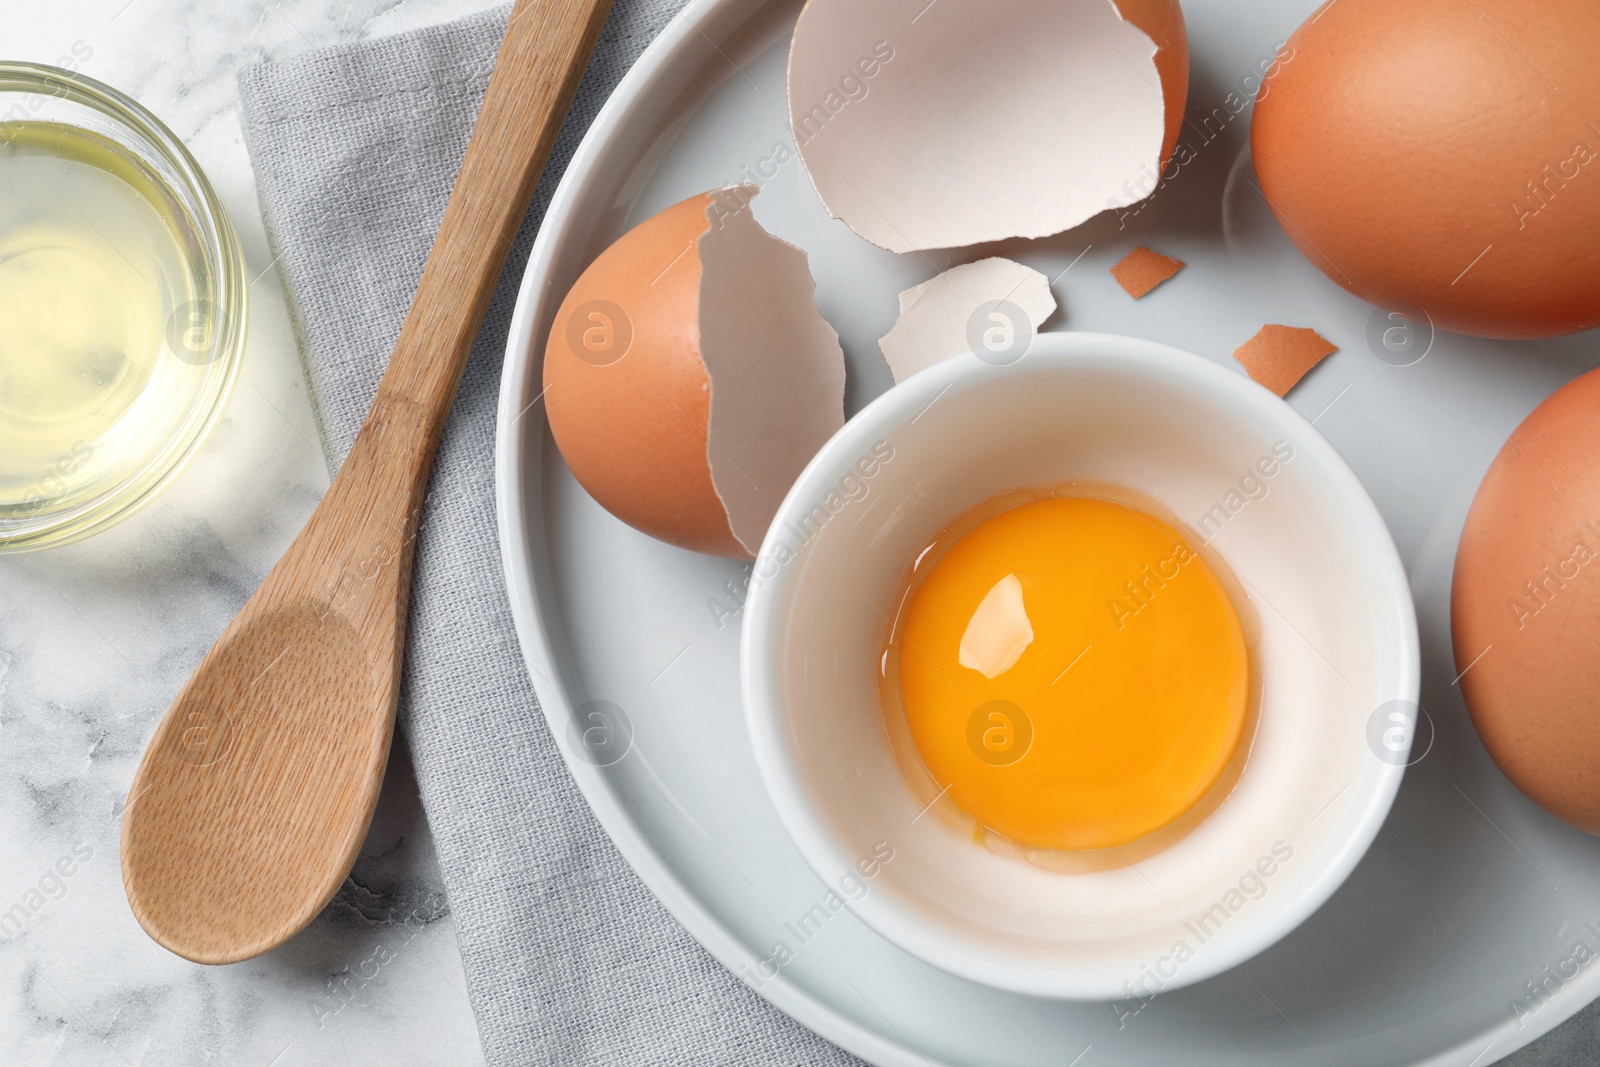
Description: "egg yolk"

(892, 496), (1249, 851)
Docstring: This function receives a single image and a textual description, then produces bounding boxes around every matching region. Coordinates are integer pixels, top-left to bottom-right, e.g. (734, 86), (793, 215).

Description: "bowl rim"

(0, 60), (248, 552)
(740, 331), (1422, 999)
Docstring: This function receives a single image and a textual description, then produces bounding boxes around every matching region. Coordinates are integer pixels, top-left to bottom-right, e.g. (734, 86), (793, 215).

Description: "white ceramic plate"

(496, 1), (1600, 1062)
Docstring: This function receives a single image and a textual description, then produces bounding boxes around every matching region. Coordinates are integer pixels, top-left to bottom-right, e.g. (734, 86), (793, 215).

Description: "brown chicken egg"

(1253, 0), (1600, 340)
(543, 186), (844, 559)
(1453, 369), (1600, 832)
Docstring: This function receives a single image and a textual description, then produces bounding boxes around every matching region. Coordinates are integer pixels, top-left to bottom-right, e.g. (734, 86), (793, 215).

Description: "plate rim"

(492, 0), (1600, 1062)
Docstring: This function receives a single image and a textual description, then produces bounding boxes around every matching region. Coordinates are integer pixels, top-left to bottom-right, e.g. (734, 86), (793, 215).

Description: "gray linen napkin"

(237, 6), (860, 1064)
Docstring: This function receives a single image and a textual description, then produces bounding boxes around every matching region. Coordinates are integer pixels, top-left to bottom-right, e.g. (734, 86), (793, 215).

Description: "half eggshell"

(786, 0), (1189, 253)
(544, 186), (846, 559)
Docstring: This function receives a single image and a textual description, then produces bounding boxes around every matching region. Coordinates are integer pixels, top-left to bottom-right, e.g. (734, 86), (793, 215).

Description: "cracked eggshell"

(878, 257), (1056, 383)
(787, 0), (1188, 253)
(543, 186), (845, 559)
(1110, 0), (1189, 168)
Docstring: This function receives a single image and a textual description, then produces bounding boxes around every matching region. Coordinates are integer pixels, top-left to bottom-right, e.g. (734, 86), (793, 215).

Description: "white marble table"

(4, 2), (1600, 1065)
(2, 2), (503, 1063)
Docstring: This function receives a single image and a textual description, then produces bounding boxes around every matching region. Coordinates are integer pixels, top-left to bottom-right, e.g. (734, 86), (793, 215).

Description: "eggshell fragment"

(1232, 325), (1336, 398)
(544, 186), (845, 559)
(1110, 246), (1184, 298)
(1453, 369), (1600, 833)
(877, 257), (1056, 383)
(787, 0), (1188, 253)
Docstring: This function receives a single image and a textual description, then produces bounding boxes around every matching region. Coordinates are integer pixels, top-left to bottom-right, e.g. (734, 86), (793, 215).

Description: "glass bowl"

(0, 61), (247, 552)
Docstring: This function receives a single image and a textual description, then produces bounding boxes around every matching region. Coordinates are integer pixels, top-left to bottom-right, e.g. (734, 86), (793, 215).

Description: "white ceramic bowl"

(741, 331), (1419, 1000)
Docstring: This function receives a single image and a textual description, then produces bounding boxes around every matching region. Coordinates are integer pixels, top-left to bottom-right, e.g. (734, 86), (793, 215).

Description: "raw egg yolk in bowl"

(890, 494), (1250, 852)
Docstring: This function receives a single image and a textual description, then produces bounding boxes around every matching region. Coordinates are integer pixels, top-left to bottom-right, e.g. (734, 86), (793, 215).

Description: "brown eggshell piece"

(1454, 369), (1600, 833)
(1232, 325), (1336, 398)
(1110, 246), (1184, 298)
(543, 191), (746, 558)
(1252, 0), (1600, 340)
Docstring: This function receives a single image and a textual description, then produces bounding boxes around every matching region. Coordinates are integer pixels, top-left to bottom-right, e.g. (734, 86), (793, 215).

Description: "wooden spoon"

(121, 0), (613, 964)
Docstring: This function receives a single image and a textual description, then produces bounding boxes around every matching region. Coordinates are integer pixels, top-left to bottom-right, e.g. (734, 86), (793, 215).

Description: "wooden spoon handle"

(380, 0), (614, 445)
(273, 0), (613, 627)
